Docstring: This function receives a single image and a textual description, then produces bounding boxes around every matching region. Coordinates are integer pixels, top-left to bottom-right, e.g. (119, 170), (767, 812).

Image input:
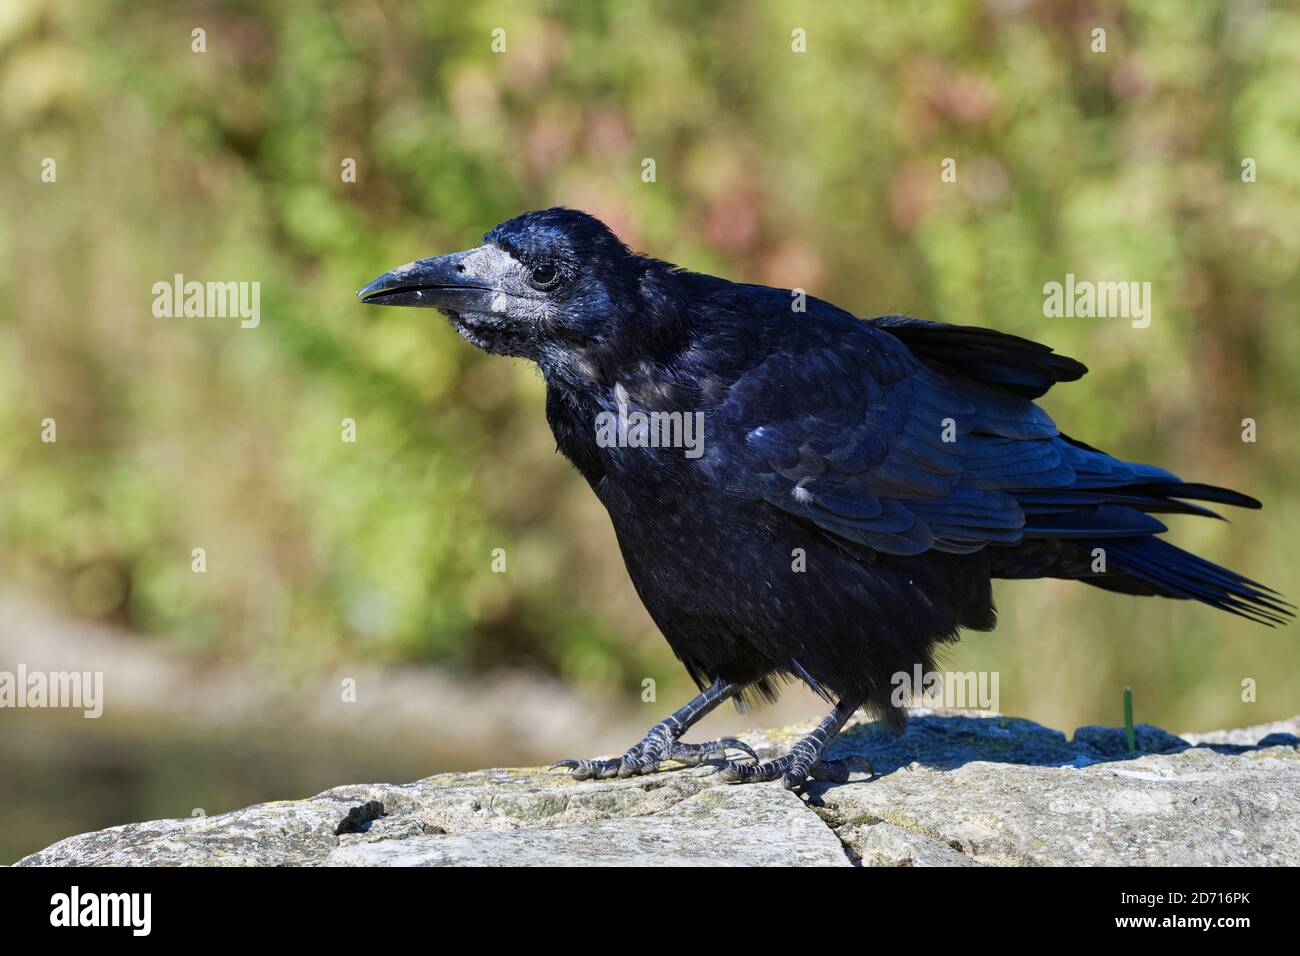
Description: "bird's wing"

(869, 315), (1087, 399)
(720, 320), (1200, 557)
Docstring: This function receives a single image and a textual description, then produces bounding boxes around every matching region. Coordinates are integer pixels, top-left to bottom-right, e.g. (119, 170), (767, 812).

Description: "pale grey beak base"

(357, 251), (495, 310)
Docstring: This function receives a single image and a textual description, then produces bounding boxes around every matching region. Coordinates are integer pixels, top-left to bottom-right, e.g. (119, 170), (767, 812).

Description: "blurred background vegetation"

(1, 0), (1298, 862)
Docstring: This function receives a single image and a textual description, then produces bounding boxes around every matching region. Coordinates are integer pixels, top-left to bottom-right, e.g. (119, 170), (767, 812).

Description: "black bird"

(359, 208), (1291, 789)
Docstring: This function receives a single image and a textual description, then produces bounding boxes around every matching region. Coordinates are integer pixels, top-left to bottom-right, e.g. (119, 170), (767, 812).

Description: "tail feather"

(1124, 481), (1262, 510)
(1101, 537), (1293, 627)
(1014, 479), (1260, 525)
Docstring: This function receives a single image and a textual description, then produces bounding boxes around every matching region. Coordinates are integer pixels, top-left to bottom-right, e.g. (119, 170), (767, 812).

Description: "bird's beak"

(357, 250), (496, 311)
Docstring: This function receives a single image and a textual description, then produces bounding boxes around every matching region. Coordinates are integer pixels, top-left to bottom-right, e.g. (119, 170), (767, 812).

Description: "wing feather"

(724, 317), (1254, 558)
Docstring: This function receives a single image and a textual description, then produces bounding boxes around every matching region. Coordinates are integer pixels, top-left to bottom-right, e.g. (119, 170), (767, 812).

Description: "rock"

(837, 821), (980, 867)
(16, 711), (1300, 867)
(326, 785), (849, 867)
(1182, 716), (1300, 748)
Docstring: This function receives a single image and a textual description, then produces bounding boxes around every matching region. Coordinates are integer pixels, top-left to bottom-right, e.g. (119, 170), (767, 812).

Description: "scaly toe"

(665, 736), (760, 767)
(616, 755), (660, 778)
(704, 757), (789, 784)
(551, 757), (624, 781)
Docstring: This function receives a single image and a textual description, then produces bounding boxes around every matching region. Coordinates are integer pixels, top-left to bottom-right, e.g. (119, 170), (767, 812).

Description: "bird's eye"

(529, 265), (559, 289)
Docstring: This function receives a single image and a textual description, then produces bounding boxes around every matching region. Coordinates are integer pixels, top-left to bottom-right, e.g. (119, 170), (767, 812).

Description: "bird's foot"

(552, 722), (758, 781)
(700, 699), (870, 790)
(703, 753), (874, 790)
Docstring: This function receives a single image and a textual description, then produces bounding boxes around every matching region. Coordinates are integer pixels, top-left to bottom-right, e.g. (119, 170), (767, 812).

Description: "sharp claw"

(719, 737), (759, 762)
(850, 757), (876, 778)
(551, 758), (607, 780)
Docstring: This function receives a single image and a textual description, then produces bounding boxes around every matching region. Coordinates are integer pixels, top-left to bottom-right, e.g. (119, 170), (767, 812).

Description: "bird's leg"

(705, 697), (868, 791)
(552, 678), (758, 780)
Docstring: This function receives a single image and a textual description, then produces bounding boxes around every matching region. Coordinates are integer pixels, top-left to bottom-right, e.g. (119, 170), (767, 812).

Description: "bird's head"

(359, 208), (647, 363)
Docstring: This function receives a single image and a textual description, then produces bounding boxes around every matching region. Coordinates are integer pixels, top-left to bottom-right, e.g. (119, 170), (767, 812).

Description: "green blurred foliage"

(0, 0), (1297, 731)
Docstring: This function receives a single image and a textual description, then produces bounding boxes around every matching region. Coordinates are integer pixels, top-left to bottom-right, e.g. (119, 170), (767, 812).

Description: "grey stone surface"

(837, 821), (981, 867)
(326, 784), (849, 866)
(17, 710), (1300, 867)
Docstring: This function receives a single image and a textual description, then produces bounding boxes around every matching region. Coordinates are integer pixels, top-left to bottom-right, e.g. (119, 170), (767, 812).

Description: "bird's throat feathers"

(539, 261), (699, 485)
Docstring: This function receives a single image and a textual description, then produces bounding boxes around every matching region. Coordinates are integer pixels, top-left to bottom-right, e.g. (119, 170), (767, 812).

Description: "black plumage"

(359, 208), (1291, 788)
